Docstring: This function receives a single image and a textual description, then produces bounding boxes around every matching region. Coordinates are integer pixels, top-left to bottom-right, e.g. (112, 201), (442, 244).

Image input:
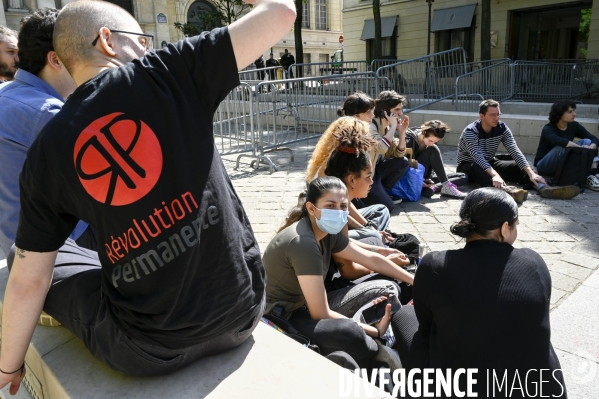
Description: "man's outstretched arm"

(0, 249), (56, 395)
(228, 0), (296, 71)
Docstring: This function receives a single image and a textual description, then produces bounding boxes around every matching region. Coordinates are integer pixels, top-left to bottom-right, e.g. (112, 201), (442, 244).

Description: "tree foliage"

(174, 0), (251, 37)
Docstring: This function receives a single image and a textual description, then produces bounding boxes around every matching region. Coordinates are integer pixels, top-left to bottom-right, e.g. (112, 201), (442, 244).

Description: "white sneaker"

(440, 181), (467, 199)
(586, 175), (599, 191)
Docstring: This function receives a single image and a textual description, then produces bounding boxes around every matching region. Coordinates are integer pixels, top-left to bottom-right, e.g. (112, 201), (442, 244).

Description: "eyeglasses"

(92, 29), (154, 51)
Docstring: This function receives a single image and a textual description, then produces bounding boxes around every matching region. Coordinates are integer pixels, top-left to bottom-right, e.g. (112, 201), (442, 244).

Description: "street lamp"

(426, 0), (434, 55)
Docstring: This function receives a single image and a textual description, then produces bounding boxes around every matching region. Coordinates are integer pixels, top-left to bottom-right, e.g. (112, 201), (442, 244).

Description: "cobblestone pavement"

(222, 139), (599, 310)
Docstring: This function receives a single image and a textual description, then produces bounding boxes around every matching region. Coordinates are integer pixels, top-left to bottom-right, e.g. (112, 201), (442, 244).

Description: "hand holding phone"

(361, 294), (401, 325)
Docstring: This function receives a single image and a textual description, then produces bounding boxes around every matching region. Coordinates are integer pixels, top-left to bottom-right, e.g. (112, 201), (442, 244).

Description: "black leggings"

(416, 145), (448, 182)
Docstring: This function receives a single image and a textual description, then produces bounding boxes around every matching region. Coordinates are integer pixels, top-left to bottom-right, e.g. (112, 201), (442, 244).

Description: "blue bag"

(387, 163), (425, 202)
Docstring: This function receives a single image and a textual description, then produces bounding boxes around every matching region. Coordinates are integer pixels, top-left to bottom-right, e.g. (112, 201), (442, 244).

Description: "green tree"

(579, 8), (592, 58)
(174, 0), (252, 37)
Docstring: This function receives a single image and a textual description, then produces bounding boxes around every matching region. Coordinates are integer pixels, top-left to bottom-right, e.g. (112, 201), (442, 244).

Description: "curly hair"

(337, 91), (375, 117)
(373, 90), (407, 119)
(548, 101), (577, 125)
(421, 120), (450, 139)
(305, 117), (375, 182)
(17, 8), (59, 76)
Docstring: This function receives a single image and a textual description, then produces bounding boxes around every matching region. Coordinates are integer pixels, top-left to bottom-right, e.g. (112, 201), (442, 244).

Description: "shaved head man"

(0, 26), (18, 82)
(0, 0), (295, 392)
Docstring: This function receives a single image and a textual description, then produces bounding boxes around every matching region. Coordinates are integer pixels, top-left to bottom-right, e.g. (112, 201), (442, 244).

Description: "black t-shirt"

(16, 28), (265, 348)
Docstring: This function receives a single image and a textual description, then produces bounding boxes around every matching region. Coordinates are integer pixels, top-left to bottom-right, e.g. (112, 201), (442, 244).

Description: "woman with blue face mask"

(262, 176), (414, 368)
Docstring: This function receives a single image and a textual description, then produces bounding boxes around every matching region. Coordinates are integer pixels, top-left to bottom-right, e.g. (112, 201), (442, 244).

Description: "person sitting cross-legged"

(534, 101), (599, 192)
(456, 99), (579, 203)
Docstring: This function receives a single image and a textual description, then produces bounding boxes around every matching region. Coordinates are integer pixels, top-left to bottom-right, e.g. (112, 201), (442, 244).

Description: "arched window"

(187, 0), (221, 32)
(106, 0), (133, 15)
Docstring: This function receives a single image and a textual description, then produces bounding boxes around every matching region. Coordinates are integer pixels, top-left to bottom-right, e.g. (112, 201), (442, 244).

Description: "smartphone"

(361, 295), (401, 325)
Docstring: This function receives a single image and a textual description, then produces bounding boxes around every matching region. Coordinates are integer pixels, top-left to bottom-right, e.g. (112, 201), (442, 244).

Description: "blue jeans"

(537, 139), (599, 176)
(348, 204), (390, 241)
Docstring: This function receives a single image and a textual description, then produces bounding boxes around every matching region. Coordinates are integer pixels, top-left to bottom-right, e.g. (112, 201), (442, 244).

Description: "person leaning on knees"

(0, 0), (296, 394)
(534, 101), (599, 192)
(456, 99), (579, 203)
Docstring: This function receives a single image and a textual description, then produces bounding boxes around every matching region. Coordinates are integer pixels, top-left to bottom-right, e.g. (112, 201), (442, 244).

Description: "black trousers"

(7, 239), (262, 376)
(457, 155), (531, 188)
(363, 157), (410, 211)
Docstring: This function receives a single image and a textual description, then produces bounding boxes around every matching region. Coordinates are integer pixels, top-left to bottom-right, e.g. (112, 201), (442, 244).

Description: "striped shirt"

(457, 120), (529, 171)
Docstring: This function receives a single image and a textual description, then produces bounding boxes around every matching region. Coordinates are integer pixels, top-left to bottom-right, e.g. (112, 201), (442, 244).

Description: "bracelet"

(370, 245), (376, 252)
(0, 363), (24, 375)
(376, 327), (381, 339)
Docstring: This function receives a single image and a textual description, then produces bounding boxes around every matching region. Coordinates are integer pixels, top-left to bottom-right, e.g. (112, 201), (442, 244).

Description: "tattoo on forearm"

(16, 248), (26, 259)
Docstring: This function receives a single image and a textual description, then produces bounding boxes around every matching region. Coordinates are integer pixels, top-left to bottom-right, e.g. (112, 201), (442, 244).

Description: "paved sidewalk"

(223, 138), (599, 398)
(224, 140), (599, 311)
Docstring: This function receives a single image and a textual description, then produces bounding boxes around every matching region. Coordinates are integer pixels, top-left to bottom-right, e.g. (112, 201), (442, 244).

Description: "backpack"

(552, 147), (595, 193)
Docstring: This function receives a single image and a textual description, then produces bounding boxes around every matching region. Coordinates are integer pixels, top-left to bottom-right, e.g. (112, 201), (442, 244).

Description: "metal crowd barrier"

(512, 61), (578, 100)
(370, 59), (401, 72)
(572, 60), (599, 99)
(288, 61), (368, 78)
(238, 66), (285, 88)
(213, 82), (256, 160)
(375, 48), (468, 111)
(454, 59), (513, 112)
(243, 72), (377, 172)
(216, 53), (599, 173)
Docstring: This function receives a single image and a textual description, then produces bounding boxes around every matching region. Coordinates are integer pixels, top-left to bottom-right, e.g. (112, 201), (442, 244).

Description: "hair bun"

(450, 217), (476, 238)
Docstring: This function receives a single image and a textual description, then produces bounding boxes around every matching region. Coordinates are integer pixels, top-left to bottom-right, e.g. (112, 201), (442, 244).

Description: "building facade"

(1, 0), (342, 69)
(343, 0), (599, 63)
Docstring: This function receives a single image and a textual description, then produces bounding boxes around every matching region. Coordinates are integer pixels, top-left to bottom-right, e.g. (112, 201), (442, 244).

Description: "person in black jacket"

(410, 187), (567, 398)
(534, 101), (599, 191)
(281, 48), (295, 78)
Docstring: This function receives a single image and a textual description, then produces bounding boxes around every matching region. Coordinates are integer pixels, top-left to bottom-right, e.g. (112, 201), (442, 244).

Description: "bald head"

(54, 0), (140, 72)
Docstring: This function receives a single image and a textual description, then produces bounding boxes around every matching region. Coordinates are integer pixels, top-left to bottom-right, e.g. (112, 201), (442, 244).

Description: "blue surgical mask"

(313, 206), (349, 235)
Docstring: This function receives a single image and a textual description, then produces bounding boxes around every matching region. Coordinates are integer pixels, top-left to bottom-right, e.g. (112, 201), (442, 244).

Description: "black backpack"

(552, 147), (595, 193)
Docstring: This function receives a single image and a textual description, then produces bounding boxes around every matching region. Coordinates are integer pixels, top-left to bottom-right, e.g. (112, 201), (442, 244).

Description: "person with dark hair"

(411, 187), (566, 397)
(337, 91), (376, 122)
(263, 176), (414, 368)
(405, 120), (467, 199)
(358, 90), (410, 211)
(534, 101), (599, 191)
(0, 0), (296, 388)
(0, 8), (87, 261)
(280, 48), (295, 78)
(265, 52), (279, 91)
(0, 25), (18, 83)
(457, 99), (579, 202)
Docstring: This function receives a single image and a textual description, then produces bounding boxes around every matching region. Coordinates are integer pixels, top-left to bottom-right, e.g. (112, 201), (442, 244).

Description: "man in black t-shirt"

(0, 0), (296, 389)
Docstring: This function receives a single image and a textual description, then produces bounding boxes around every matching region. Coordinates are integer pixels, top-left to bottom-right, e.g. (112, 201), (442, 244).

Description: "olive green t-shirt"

(263, 217), (350, 317)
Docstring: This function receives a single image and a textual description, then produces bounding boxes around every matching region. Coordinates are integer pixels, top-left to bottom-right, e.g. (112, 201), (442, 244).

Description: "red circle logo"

(74, 113), (163, 206)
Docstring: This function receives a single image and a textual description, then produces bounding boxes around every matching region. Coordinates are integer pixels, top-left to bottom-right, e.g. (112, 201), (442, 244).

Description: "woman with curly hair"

(306, 116), (393, 243)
